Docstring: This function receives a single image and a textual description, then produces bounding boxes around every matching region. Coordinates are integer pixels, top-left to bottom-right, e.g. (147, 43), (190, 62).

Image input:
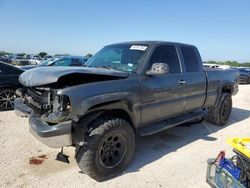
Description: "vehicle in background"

(238, 67), (250, 84)
(203, 63), (220, 69)
(0, 61), (23, 111)
(28, 56), (44, 65)
(44, 55), (53, 60)
(14, 41), (239, 181)
(11, 56), (30, 66)
(11, 56), (44, 66)
(0, 57), (11, 64)
(218, 65), (231, 69)
(203, 63), (231, 69)
(20, 56), (87, 70)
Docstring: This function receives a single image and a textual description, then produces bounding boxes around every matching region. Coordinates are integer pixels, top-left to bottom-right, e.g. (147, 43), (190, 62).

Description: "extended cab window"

(150, 46), (181, 73)
(181, 46), (200, 72)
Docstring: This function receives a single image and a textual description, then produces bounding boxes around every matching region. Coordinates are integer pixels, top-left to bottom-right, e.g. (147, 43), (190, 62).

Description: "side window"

(54, 58), (72, 66)
(150, 45), (181, 73)
(71, 58), (82, 66)
(181, 46), (200, 72)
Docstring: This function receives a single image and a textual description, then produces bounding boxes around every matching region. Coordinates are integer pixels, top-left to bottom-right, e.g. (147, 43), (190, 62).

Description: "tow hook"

(56, 147), (70, 164)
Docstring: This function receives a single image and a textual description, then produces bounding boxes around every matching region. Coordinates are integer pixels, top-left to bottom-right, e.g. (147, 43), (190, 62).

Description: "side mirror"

(146, 63), (169, 76)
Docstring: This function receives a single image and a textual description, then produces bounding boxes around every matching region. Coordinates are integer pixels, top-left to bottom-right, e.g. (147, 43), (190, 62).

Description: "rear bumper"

(14, 98), (73, 148)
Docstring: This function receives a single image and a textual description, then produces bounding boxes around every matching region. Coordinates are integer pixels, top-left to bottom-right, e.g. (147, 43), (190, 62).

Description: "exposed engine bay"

(17, 67), (128, 123)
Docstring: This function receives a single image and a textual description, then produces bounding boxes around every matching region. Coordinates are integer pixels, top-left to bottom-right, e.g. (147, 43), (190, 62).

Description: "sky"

(0, 0), (250, 62)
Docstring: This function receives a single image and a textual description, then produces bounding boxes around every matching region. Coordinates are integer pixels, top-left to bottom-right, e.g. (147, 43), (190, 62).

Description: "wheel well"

(0, 85), (17, 91)
(82, 109), (136, 132)
(101, 109), (134, 126)
(222, 85), (232, 94)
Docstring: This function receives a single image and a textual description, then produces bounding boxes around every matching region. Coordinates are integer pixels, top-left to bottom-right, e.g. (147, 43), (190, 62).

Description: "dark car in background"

(0, 57), (11, 64)
(0, 62), (23, 110)
(238, 68), (250, 84)
(21, 56), (87, 70)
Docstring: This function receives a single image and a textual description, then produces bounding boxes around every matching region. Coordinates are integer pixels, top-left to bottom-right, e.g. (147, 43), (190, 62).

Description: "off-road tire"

(75, 117), (136, 181)
(205, 93), (232, 126)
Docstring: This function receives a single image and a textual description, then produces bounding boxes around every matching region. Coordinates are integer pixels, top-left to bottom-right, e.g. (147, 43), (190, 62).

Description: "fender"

(72, 98), (140, 147)
(76, 92), (140, 127)
(215, 81), (234, 107)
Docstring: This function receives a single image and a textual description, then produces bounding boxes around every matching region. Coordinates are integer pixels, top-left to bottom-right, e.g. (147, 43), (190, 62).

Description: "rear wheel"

(205, 93), (232, 126)
(0, 88), (16, 111)
(75, 117), (136, 181)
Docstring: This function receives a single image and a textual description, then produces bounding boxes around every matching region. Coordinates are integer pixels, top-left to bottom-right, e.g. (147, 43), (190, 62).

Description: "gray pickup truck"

(14, 41), (239, 181)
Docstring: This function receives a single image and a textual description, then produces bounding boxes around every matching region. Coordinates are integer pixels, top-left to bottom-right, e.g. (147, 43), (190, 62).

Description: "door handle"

(178, 80), (186, 85)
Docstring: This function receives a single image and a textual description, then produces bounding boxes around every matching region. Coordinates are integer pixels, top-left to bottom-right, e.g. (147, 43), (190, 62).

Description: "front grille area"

(24, 88), (43, 113)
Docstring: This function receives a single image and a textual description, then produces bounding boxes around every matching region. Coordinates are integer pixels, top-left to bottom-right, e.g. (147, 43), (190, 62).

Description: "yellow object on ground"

(227, 138), (250, 158)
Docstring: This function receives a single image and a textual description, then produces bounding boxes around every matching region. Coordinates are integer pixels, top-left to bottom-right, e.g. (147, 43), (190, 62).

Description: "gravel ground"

(0, 85), (250, 188)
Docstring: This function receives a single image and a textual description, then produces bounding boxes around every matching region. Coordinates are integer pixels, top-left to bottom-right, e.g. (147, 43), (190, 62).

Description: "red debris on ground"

(29, 155), (48, 165)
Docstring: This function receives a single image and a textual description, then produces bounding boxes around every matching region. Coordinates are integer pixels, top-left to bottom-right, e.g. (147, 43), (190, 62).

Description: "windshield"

(85, 44), (148, 72)
(40, 57), (58, 66)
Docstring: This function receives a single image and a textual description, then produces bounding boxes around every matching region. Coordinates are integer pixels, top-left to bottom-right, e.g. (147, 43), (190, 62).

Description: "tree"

(38, 52), (47, 58)
(204, 60), (250, 67)
(85, 53), (93, 59)
(0, 51), (11, 56)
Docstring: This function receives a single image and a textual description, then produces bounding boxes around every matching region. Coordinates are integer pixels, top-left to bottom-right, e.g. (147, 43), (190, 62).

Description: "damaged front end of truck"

(14, 66), (128, 148)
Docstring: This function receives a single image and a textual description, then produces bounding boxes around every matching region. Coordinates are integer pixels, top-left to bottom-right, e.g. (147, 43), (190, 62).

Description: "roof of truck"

(108, 41), (194, 47)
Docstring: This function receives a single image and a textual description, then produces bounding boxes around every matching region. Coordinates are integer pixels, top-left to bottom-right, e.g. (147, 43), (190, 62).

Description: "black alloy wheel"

(0, 88), (16, 111)
(99, 134), (127, 168)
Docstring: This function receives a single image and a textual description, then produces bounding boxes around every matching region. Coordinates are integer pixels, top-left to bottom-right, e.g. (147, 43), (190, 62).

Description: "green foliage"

(38, 52), (47, 58)
(204, 61), (250, 67)
(17, 53), (26, 57)
(0, 51), (11, 56)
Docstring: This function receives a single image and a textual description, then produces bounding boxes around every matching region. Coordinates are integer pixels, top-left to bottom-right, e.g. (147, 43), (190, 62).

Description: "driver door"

(140, 45), (185, 126)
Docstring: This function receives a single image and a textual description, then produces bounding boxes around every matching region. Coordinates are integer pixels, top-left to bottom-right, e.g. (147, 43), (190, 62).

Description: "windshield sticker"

(130, 45), (147, 51)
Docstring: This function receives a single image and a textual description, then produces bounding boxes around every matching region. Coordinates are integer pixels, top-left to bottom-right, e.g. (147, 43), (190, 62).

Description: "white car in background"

(203, 63), (220, 69)
(203, 63), (231, 69)
(28, 56), (44, 65)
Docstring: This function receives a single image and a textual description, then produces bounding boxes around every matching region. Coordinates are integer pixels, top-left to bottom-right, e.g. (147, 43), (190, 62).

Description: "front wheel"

(205, 93), (232, 126)
(75, 117), (136, 181)
(0, 88), (16, 111)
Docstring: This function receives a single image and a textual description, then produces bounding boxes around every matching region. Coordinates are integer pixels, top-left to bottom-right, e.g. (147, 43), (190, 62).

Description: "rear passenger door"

(179, 46), (206, 112)
(140, 45), (185, 126)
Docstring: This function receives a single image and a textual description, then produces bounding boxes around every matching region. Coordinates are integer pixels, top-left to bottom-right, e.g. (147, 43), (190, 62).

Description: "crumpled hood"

(19, 66), (129, 86)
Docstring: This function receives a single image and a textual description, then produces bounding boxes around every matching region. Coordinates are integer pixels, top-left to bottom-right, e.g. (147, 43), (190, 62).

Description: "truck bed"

(204, 68), (239, 107)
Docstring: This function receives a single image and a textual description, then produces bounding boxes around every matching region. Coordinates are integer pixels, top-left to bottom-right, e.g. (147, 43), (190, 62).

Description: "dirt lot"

(0, 85), (250, 188)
